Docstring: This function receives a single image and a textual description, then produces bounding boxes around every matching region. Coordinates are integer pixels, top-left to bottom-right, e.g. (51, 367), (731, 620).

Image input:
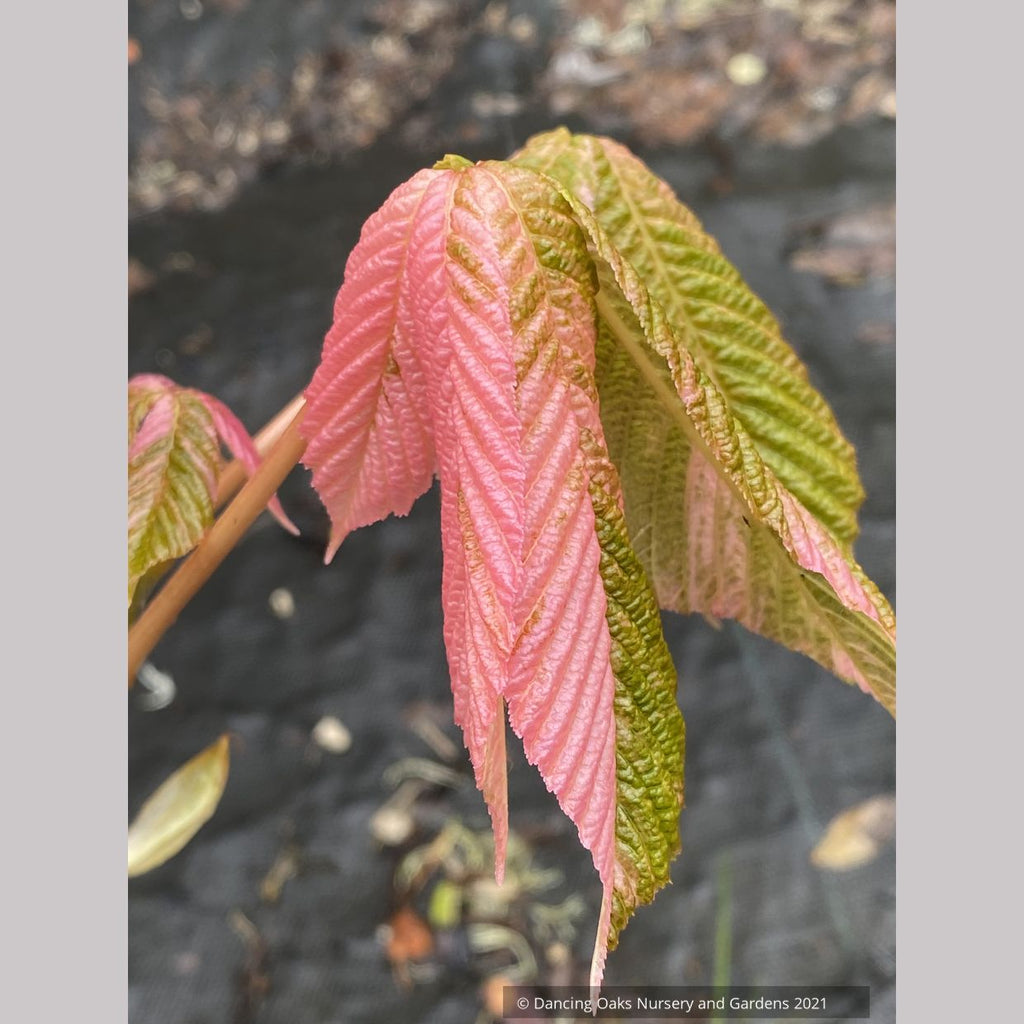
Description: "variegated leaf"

(513, 128), (865, 550)
(127, 374), (295, 609)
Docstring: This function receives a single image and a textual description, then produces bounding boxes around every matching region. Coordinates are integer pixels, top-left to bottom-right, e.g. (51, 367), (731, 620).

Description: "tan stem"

(128, 402), (308, 685)
(216, 392), (307, 508)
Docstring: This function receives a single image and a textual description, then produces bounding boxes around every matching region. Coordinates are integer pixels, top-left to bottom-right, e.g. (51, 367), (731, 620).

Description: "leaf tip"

(433, 153), (473, 171)
(269, 496), (301, 536)
(323, 530), (344, 565)
(587, 888), (612, 1005)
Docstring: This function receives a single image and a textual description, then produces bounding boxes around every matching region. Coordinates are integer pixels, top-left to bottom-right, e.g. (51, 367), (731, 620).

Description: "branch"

(216, 392), (307, 509)
(128, 401), (308, 685)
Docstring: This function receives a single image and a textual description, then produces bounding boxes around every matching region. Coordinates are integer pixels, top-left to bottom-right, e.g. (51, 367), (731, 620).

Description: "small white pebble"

(572, 16), (608, 48)
(268, 587), (295, 619)
(807, 86), (839, 112)
(136, 661), (176, 711)
(727, 53), (767, 86)
(313, 715), (352, 754)
(292, 62), (317, 98)
(213, 120), (236, 148)
(508, 15), (536, 43)
(263, 120), (291, 146)
(547, 941), (571, 966)
(345, 78), (375, 105)
(236, 129), (260, 157)
(371, 33), (410, 63)
(370, 806), (414, 846)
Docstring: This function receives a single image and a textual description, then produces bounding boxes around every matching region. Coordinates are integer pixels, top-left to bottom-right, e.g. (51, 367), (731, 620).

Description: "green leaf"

(595, 275), (894, 714)
(512, 128), (866, 550)
(127, 735), (231, 876)
(506, 147), (895, 714)
(127, 561), (174, 626)
(585, 434), (685, 954)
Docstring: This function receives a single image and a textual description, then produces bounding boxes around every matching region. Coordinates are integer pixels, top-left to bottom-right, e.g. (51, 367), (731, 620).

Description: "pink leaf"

(129, 391), (178, 464)
(128, 373), (176, 447)
(301, 169), (450, 561)
(430, 167), (620, 985)
(128, 372), (177, 398)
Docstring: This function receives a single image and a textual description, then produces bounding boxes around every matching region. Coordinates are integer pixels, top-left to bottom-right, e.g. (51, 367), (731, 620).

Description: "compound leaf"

(300, 134), (896, 995)
(302, 161), (686, 991)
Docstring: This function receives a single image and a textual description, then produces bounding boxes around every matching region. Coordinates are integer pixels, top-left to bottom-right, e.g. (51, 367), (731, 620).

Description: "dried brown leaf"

(811, 794), (896, 871)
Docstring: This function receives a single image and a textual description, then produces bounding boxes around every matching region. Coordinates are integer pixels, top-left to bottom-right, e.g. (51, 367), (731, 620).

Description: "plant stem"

(216, 392), (306, 508)
(128, 402), (308, 686)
